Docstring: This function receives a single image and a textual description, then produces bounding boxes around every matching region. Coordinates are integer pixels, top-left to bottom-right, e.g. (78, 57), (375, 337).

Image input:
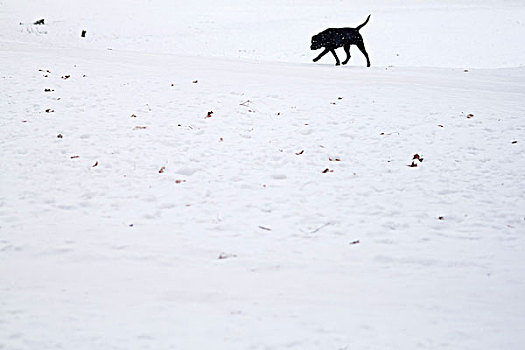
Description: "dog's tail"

(356, 14), (371, 31)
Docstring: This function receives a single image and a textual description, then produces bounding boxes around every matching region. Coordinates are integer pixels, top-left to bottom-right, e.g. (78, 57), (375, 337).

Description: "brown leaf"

(92, 161), (98, 167)
(295, 150), (304, 155)
(349, 240), (360, 245)
(205, 111), (213, 118)
(466, 113), (474, 119)
(130, 114), (137, 118)
(413, 154), (424, 162)
(407, 161), (418, 168)
(322, 168), (333, 173)
(329, 158), (341, 162)
(438, 124), (444, 127)
(218, 253), (237, 260)
(133, 126), (147, 130)
(511, 140), (518, 144)
(193, 80), (198, 83)
(61, 75), (70, 80)
(175, 179), (186, 184)
(45, 109), (54, 113)
(158, 166), (166, 174)
(70, 155), (79, 159)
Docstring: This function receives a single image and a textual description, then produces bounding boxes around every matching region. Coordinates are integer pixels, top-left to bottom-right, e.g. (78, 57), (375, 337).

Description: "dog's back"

(314, 28), (362, 49)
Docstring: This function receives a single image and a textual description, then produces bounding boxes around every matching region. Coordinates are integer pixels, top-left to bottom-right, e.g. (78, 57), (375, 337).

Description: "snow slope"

(1, 1), (525, 349)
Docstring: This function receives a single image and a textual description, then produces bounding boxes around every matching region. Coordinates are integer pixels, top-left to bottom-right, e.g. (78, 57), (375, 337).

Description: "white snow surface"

(1, 0), (525, 349)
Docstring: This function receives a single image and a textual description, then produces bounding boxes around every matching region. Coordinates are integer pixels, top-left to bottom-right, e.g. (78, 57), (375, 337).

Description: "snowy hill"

(1, 1), (524, 349)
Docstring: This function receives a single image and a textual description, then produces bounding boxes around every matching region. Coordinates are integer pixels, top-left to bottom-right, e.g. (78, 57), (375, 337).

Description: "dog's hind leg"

(342, 44), (351, 65)
(330, 49), (341, 66)
(356, 42), (370, 67)
(313, 48), (330, 62)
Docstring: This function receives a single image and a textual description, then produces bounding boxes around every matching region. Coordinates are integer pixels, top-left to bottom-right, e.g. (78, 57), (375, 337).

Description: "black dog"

(311, 15), (371, 66)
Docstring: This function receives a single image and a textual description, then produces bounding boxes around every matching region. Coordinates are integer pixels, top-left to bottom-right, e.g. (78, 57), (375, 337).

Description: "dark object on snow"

(81, 30), (87, 38)
(412, 154), (424, 162)
(33, 19), (45, 25)
(311, 15), (371, 66)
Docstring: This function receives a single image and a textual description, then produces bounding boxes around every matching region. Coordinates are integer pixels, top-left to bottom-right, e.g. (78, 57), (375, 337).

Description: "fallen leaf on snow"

(218, 253), (237, 260)
(349, 240), (360, 245)
(133, 126), (147, 130)
(258, 226), (272, 231)
(158, 166), (166, 174)
(57, 134), (63, 138)
(61, 75), (70, 80)
(322, 168), (333, 173)
(466, 113), (474, 119)
(70, 155), (79, 159)
(92, 161), (98, 167)
(295, 150), (304, 155)
(205, 111), (213, 118)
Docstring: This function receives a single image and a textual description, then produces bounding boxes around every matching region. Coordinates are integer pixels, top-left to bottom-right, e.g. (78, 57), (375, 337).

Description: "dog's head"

(310, 33), (324, 50)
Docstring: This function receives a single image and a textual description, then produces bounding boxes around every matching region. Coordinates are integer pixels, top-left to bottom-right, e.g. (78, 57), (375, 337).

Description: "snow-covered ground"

(1, 1), (524, 349)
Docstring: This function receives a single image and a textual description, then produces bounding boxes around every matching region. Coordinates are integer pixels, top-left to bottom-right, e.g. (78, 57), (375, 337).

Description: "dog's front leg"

(313, 48), (329, 62)
(342, 44), (351, 65)
(330, 49), (341, 66)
